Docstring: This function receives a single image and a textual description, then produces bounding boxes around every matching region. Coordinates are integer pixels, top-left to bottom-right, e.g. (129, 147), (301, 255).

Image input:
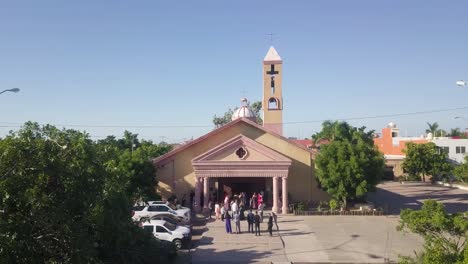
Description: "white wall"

(431, 138), (468, 163)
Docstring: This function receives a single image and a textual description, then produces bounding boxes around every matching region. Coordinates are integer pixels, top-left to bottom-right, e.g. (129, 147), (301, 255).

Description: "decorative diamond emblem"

(235, 147), (247, 159)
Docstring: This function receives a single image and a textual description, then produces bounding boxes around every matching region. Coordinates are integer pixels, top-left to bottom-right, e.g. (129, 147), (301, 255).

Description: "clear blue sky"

(1, 1), (468, 142)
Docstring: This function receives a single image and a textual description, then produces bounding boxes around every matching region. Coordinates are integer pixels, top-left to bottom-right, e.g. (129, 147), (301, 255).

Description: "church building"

(153, 47), (328, 214)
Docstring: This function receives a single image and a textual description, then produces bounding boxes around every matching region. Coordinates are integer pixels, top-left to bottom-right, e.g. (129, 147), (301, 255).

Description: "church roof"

(153, 118), (314, 165)
(263, 46), (282, 63)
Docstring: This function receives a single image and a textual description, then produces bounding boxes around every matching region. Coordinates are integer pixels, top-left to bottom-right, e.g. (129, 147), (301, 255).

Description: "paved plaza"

(187, 182), (467, 263)
(368, 181), (468, 214)
(191, 214), (422, 263)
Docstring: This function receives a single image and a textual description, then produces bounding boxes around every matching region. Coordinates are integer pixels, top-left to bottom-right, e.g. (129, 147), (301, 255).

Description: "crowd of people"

(209, 192), (279, 236)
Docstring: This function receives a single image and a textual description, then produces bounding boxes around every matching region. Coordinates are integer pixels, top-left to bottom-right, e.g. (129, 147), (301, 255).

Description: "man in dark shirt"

(247, 209), (254, 233)
(254, 211), (261, 236)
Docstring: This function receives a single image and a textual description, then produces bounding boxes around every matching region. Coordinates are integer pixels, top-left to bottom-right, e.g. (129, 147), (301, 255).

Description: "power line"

(283, 105), (468, 124)
(0, 105), (467, 129)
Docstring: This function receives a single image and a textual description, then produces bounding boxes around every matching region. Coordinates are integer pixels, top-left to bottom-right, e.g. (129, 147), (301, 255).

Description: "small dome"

(387, 122), (396, 128)
(232, 98), (257, 123)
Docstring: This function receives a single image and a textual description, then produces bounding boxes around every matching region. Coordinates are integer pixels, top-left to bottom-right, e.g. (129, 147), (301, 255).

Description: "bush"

(296, 201), (306, 212)
(329, 199), (338, 211)
(318, 201), (328, 212)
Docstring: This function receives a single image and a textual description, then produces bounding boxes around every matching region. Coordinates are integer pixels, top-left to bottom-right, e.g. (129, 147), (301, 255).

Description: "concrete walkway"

(187, 182), (468, 263)
(191, 214), (287, 264)
(191, 212), (423, 264)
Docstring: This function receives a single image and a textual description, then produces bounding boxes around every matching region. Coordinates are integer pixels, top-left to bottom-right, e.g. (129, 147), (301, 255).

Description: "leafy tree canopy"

(454, 155), (468, 183)
(213, 100), (263, 128)
(398, 200), (468, 264)
(402, 142), (453, 182)
(0, 122), (172, 263)
(425, 122), (447, 137)
(313, 121), (384, 208)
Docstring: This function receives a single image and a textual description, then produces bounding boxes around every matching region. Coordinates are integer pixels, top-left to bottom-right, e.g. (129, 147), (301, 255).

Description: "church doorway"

(216, 177), (269, 205)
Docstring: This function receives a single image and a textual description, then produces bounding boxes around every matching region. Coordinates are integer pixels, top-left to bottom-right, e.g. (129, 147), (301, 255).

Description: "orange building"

(373, 122), (427, 179)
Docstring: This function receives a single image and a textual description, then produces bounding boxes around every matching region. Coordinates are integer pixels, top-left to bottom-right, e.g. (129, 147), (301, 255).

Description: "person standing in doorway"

(208, 200), (213, 219)
(215, 203), (221, 220)
(231, 199), (239, 215)
(247, 209), (254, 234)
(221, 205), (226, 221)
(257, 192), (263, 208)
(251, 192), (258, 209)
(258, 202), (265, 222)
(224, 194), (230, 211)
(233, 212), (241, 234)
(254, 211), (261, 236)
(267, 213), (273, 236)
(224, 211), (232, 234)
(242, 192), (248, 209)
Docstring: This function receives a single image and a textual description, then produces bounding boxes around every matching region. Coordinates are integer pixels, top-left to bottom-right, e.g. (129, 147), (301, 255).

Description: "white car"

(141, 220), (191, 249)
(132, 203), (191, 222)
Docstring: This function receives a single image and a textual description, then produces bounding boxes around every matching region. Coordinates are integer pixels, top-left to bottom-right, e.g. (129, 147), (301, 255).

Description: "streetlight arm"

(0, 88), (20, 95)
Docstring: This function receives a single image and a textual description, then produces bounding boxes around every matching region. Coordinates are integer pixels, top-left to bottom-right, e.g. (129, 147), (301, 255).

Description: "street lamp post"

(0, 88), (20, 95)
(454, 116), (468, 122)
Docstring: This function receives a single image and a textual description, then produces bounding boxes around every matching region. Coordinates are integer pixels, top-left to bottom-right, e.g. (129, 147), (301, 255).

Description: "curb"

(435, 181), (468, 191)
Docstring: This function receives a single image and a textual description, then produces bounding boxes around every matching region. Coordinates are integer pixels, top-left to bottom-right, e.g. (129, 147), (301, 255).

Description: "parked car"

(141, 213), (192, 230)
(132, 202), (191, 222)
(141, 220), (191, 249)
(148, 200), (191, 212)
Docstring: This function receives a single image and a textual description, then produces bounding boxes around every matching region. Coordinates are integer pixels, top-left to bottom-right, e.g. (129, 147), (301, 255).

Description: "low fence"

(294, 209), (385, 216)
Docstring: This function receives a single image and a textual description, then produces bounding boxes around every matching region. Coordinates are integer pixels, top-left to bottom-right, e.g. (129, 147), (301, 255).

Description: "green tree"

(397, 200), (468, 264)
(425, 122), (447, 137)
(0, 122), (172, 263)
(454, 155), (468, 183)
(212, 100), (263, 128)
(314, 121), (384, 208)
(213, 108), (235, 128)
(448, 128), (466, 138)
(426, 122), (439, 135)
(402, 143), (453, 182)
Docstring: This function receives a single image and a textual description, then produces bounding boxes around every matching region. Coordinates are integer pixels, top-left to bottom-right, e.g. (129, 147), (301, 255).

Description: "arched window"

(268, 97), (279, 110)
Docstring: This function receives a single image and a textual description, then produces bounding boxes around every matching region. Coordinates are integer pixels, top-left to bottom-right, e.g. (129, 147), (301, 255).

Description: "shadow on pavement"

(191, 247), (278, 264)
(368, 182), (468, 215)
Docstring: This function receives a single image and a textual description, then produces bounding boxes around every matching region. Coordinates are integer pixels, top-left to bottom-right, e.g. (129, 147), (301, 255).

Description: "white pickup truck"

(141, 220), (191, 249)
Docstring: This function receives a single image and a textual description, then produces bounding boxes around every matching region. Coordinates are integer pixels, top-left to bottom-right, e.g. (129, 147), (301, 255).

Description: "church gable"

(192, 134), (291, 163)
(154, 118), (312, 167)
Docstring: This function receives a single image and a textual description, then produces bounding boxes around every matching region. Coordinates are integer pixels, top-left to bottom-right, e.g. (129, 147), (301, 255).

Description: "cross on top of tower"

(240, 88), (247, 98)
(267, 33), (274, 45)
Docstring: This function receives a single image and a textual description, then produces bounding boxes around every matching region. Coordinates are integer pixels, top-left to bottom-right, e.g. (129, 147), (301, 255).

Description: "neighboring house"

(373, 123), (468, 179)
(289, 139), (313, 149)
(373, 122), (427, 179)
(430, 137), (468, 164)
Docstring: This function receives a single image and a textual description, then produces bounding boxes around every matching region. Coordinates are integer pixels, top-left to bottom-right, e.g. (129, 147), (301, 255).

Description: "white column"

(203, 177), (210, 212)
(281, 177), (288, 214)
(194, 177), (202, 212)
(272, 177), (279, 213)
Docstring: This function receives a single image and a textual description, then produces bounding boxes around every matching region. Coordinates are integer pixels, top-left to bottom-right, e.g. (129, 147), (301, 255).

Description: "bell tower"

(262, 46), (283, 135)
